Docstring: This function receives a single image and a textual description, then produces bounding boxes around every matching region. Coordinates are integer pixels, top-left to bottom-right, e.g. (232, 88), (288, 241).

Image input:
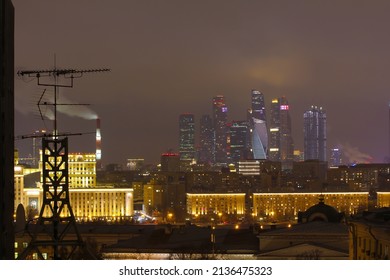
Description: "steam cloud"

(340, 143), (373, 164)
(15, 81), (98, 120)
(56, 95), (98, 120)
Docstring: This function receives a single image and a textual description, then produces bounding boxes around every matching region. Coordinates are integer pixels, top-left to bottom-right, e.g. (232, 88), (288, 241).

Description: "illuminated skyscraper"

(199, 114), (214, 163)
(252, 118), (268, 159)
(249, 90), (268, 160)
(269, 97), (294, 169)
(269, 99), (281, 161)
(304, 106), (327, 161)
(179, 114), (195, 160)
(251, 90), (266, 121)
(228, 121), (250, 162)
(212, 96), (228, 164)
(330, 148), (342, 167)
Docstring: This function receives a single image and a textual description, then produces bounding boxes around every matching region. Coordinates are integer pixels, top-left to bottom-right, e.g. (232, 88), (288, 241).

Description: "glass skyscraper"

(304, 106), (327, 161)
(199, 114), (214, 163)
(269, 97), (294, 169)
(212, 95), (228, 164)
(249, 90), (268, 160)
(228, 120), (250, 162)
(179, 114), (195, 160)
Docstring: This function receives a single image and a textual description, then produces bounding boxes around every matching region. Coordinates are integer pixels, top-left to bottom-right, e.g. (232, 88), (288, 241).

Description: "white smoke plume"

(56, 95), (98, 120)
(15, 80), (98, 120)
(340, 143), (373, 164)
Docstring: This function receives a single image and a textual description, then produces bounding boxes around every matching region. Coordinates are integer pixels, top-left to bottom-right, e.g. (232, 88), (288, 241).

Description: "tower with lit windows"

(199, 114), (214, 163)
(269, 97), (294, 169)
(249, 90), (268, 160)
(228, 120), (250, 162)
(179, 113), (195, 160)
(212, 95), (228, 164)
(304, 106), (327, 161)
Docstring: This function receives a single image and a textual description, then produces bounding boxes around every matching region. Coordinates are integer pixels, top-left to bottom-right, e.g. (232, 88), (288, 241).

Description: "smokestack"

(96, 118), (102, 170)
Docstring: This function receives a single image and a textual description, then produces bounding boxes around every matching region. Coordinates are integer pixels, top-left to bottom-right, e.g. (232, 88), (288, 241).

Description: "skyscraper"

(199, 114), (214, 163)
(279, 97), (294, 168)
(212, 95), (228, 164)
(251, 89), (266, 121)
(269, 97), (294, 169)
(228, 120), (250, 163)
(251, 118), (268, 159)
(249, 90), (268, 160)
(179, 114), (195, 160)
(0, 0), (15, 260)
(330, 148), (342, 167)
(269, 98), (281, 161)
(304, 106), (327, 161)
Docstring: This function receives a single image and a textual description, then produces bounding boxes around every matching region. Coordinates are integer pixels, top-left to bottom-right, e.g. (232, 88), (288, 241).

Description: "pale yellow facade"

(253, 192), (369, 221)
(14, 166), (24, 213)
(23, 187), (133, 220)
(186, 193), (246, 216)
(143, 183), (164, 215)
(377, 192), (390, 207)
(39, 152), (96, 188)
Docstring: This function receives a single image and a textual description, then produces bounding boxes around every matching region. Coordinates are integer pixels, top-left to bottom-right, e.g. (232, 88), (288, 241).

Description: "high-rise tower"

(96, 118), (102, 170)
(0, 0), (14, 260)
(228, 120), (250, 162)
(304, 106), (327, 161)
(249, 90), (268, 159)
(330, 147), (342, 167)
(269, 97), (294, 169)
(179, 114), (195, 160)
(251, 90), (267, 121)
(212, 96), (228, 164)
(199, 114), (214, 163)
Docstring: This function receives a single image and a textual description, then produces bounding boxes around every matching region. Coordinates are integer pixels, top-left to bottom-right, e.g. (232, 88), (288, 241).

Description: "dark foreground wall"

(0, 0), (14, 260)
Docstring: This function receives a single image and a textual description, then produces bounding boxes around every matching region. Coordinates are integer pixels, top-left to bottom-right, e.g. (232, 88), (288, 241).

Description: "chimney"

(96, 118), (102, 170)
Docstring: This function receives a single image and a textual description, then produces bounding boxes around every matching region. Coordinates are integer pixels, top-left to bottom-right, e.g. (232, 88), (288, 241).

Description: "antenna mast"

(17, 66), (110, 260)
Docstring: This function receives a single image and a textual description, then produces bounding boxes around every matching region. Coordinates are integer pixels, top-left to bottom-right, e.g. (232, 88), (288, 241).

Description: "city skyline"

(13, 0), (390, 165)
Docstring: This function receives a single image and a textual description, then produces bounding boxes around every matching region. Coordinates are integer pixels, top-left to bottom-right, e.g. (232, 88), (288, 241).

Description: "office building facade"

(179, 114), (195, 160)
(304, 106), (327, 161)
(212, 96), (228, 164)
(269, 97), (294, 169)
(228, 120), (250, 163)
(198, 114), (214, 163)
(248, 90), (268, 160)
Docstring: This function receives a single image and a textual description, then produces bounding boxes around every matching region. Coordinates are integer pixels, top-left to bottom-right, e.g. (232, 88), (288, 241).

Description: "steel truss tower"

(17, 67), (109, 259)
(19, 137), (84, 259)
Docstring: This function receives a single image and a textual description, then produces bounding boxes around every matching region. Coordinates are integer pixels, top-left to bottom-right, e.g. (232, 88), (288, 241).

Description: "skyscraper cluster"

(178, 90), (328, 168)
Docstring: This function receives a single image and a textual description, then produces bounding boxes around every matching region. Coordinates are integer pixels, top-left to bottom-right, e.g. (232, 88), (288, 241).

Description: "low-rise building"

(348, 208), (390, 260)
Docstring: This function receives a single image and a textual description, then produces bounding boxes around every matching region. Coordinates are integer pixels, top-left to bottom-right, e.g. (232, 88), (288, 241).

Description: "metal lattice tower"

(17, 67), (109, 259)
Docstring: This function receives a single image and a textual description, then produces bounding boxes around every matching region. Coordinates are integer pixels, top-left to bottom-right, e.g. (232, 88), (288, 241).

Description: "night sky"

(14, 0), (390, 165)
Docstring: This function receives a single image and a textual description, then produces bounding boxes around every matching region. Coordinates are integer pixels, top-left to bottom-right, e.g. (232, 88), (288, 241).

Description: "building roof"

(259, 221), (348, 237)
(298, 196), (344, 223)
(103, 224), (259, 254)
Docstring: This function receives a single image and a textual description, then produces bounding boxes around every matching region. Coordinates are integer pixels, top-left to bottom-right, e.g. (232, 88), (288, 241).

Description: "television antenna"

(17, 66), (110, 260)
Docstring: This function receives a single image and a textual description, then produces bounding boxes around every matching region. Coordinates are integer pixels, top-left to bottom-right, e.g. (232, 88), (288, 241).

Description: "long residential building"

(253, 192), (369, 222)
